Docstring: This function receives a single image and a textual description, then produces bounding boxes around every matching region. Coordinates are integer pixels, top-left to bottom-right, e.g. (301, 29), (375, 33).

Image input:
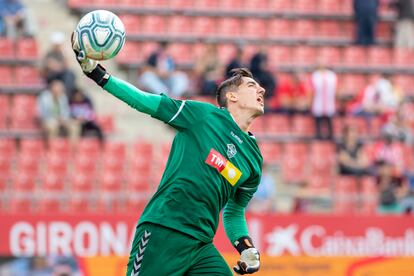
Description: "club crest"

(227, 143), (237, 158)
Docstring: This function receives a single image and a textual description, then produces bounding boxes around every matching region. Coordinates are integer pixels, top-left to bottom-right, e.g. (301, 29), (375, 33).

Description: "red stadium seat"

(45, 151), (69, 175)
(169, 0), (192, 9)
(342, 47), (367, 67)
(168, 43), (192, 64)
(318, 47), (342, 65)
(9, 195), (32, 213)
(67, 0), (93, 8)
(367, 47), (392, 66)
(219, 0), (243, 10)
(217, 18), (241, 38)
(125, 171), (152, 193)
(15, 66), (43, 87)
(118, 15), (141, 35)
(100, 171), (122, 192)
(67, 194), (93, 213)
(393, 48), (414, 68)
(307, 172), (332, 191)
(282, 142), (308, 183)
(309, 141), (335, 174)
(0, 176), (8, 192)
(0, 143), (14, 177)
(0, 95), (10, 129)
(141, 15), (166, 35)
(97, 192), (122, 213)
(0, 38), (14, 60)
(195, 0), (218, 10)
(116, 41), (140, 64)
(70, 172), (95, 192)
(16, 152), (42, 175)
(94, 0), (118, 6)
(268, 45), (292, 67)
(334, 176), (358, 214)
(167, 16), (192, 36)
(249, 115), (265, 135)
(269, 0), (292, 11)
(37, 196), (62, 213)
(393, 75), (414, 96)
(76, 138), (101, 156)
(145, 0), (168, 8)
(319, 0), (344, 14)
(104, 141), (126, 158)
(293, 0), (318, 13)
(338, 74), (367, 98)
(12, 172), (36, 191)
(20, 138), (45, 155)
(48, 138), (71, 156)
(292, 20), (316, 39)
(243, 18), (267, 39)
(0, 66), (14, 87)
(16, 38), (38, 60)
(244, 0), (268, 10)
(265, 114), (291, 136)
(10, 96), (38, 130)
(192, 17), (217, 36)
(360, 176), (378, 214)
(342, 0), (353, 14)
(377, 21), (392, 40)
(259, 142), (282, 164)
(291, 115), (315, 137)
(267, 19), (292, 39)
(42, 172), (65, 191)
(292, 46), (317, 66)
(124, 194), (148, 213)
(317, 21), (341, 39)
(73, 152), (98, 174)
(217, 44), (237, 64)
(118, 0), (145, 7)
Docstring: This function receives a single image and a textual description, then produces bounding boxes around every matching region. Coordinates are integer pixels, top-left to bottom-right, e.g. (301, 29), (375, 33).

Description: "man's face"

(233, 77), (265, 116)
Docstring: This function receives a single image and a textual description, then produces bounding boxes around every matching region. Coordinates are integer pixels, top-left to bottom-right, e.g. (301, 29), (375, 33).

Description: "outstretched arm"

(103, 75), (161, 116)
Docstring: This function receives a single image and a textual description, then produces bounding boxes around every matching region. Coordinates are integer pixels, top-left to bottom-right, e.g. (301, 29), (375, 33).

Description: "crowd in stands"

(2, 0), (414, 216)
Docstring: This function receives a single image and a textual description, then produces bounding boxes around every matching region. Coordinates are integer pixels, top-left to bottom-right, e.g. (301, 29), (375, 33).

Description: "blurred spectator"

(37, 79), (78, 142)
(42, 32), (76, 96)
(353, 0), (379, 45)
(337, 125), (371, 176)
(310, 64), (337, 140)
(69, 87), (104, 142)
(194, 43), (223, 96)
(389, 0), (414, 49)
(371, 133), (405, 177)
(0, 0), (35, 39)
(225, 45), (244, 78)
(247, 163), (277, 213)
(249, 49), (276, 102)
(382, 110), (414, 144)
(138, 41), (189, 97)
(274, 71), (311, 115)
(376, 160), (407, 214)
(351, 74), (400, 117)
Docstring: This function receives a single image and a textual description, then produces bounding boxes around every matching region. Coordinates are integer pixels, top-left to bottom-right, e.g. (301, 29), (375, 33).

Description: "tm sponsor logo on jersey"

(205, 149), (242, 186)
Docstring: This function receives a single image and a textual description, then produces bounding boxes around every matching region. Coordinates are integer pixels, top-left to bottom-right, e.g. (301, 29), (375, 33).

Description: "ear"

(226, 91), (238, 103)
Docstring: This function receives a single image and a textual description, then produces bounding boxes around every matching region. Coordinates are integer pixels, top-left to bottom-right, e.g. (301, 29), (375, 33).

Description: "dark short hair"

(216, 68), (253, 107)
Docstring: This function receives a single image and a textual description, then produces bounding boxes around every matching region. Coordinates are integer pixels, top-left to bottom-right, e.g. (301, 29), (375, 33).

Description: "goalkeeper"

(73, 36), (264, 276)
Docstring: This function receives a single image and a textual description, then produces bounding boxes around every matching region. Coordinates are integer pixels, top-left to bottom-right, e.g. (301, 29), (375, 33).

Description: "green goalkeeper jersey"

(138, 95), (263, 243)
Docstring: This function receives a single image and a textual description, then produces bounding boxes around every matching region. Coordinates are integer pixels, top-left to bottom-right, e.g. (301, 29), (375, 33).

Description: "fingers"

(233, 260), (259, 275)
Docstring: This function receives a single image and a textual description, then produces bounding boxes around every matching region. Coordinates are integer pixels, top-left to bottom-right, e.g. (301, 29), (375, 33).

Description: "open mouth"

(257, 97), (264, 106)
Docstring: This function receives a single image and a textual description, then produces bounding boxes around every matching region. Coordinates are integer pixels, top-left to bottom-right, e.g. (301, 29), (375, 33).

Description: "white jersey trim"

(168, 100), (186, 123)
(238, 186), (256, 191)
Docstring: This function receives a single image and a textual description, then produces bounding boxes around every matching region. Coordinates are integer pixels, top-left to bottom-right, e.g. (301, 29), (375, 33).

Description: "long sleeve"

(102, 75), (161, 116)
(223, 199), (249, 245)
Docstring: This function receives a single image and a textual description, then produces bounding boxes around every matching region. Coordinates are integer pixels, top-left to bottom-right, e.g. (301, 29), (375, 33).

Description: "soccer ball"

(73, 10), (126, 60)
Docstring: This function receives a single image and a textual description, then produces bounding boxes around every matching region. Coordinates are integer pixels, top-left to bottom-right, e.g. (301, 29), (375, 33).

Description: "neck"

(227, 106), (257, 132)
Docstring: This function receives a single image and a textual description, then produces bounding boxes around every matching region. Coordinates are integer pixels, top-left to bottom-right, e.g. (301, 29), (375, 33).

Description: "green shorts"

(126, 222), (232, 276)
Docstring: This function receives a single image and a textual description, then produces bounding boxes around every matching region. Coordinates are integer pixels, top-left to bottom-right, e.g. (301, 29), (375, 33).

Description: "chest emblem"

(205, 148), (242, 186)
(227, 143), (237, 159)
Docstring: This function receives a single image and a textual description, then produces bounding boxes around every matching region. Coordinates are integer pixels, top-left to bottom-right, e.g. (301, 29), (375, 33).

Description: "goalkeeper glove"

(71, 31), (110, 87)
(233, 236), (260, 275)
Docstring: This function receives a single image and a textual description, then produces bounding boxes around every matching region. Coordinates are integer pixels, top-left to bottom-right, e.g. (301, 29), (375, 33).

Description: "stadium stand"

(2, 0), (414, 216)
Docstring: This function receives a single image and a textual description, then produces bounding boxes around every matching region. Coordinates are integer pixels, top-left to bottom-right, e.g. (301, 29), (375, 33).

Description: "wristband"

(234, 236), (255, 254)
(86, 64), (110, 87)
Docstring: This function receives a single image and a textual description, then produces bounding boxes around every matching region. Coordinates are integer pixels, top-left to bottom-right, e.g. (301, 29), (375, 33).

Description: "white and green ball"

(74, 10), (126, 60)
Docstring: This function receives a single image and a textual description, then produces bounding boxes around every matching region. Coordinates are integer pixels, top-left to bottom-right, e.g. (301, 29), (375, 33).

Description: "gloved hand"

(71, 31), (110, 87)
(233, 237), (260, 275)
